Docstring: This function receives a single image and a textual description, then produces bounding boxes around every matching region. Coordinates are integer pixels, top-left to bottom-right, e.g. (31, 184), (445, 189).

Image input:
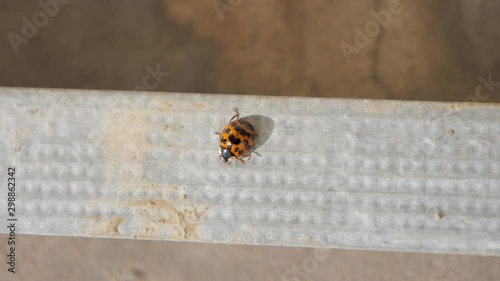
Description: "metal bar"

(0, 87), (499, 255)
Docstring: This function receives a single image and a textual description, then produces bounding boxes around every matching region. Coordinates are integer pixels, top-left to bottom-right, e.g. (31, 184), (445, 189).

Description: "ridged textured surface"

(0, 87), (499, 255)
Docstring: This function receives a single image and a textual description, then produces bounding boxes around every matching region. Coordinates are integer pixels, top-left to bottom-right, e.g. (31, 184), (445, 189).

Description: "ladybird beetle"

(216, 107), (256, 164)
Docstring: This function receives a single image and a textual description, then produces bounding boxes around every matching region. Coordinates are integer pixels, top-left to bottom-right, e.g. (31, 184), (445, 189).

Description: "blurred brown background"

(1, 0), (500, 280)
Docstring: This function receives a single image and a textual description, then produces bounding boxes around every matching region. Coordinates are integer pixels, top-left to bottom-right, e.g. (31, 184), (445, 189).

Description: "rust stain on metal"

(433, 102), (477, 112)
(157, 99), (173, 111)
(162, 124), (184, 131)
(349, 101), (398, 114)
(101, 98), (187, 189)
(102, 112), (156, 187)
(87, 216), (125, 237)
(192, 102), (206, 110)
(13, 130), (22, 152)
(103, 113), (154, 161)
(233, 234), (246, 244)
(435, 211), (445, 220)
(306, 237), (316, 245)
(129, 199), (208, 240)
(27, 108), (39, 115)
(450, 103), (471, 111)
(140, 184), (179, 192)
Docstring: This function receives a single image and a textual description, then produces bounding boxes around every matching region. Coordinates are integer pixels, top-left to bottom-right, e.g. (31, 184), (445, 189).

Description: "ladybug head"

(219, 146), (233, 162)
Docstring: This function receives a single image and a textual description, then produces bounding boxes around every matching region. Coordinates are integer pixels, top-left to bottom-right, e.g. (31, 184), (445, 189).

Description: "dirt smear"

(129, 199), (208, 240)
(88, 216), (125, 237)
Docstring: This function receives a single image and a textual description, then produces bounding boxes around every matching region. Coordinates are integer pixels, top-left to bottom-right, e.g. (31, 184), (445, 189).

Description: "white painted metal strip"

(0, 87), (499, 255)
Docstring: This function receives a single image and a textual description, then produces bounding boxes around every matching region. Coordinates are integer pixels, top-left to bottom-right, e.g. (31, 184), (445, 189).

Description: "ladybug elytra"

(217, 107), (256, 164)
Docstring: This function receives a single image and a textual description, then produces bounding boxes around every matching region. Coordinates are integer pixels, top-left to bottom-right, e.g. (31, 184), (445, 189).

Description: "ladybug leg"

(251, 150), (261, 157)
(228, 156), (242, 165)
(230, 107), (240, 122)
(233, 155), (246, 164)
(240, 153), (252, 163)
(214, 131), (221, 135)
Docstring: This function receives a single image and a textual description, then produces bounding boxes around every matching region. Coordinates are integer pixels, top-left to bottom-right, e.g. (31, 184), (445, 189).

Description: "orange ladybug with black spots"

(216, 107), (256, 164)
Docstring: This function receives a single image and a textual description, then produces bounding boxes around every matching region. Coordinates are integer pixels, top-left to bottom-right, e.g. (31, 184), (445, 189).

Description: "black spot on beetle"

(225, 128), (231, 133)
(233, 126), (251, 138)
(238, 120), (254, 130)
(228, 134), (241, 145)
